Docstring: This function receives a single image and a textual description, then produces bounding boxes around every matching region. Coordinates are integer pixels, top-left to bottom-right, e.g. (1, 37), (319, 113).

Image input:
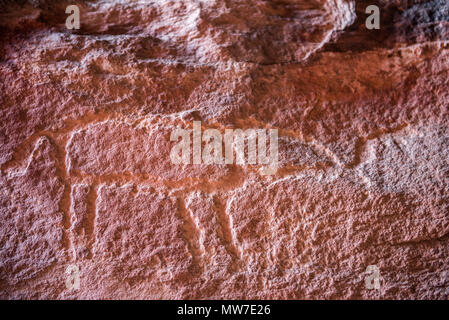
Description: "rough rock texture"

(0, 0), (448, 299)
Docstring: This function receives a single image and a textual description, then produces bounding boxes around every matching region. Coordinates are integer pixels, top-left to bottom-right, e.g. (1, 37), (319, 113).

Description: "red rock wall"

(0, 0), (448, 299)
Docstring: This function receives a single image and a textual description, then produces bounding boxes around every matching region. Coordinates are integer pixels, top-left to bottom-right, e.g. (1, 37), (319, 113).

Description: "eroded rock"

(1, 0), (448, 299)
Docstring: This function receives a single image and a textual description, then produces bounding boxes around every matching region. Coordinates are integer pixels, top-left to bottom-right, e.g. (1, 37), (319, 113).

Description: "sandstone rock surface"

(0, 0), (448, 299)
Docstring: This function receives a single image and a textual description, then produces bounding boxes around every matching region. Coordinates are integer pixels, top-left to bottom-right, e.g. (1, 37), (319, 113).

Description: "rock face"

(0, 0), (448, 299)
